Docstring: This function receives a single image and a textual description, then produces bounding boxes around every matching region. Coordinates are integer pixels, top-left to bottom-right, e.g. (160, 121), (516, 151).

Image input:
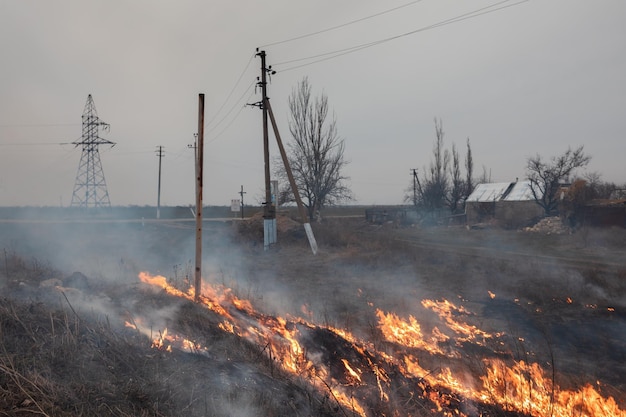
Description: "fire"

(341, 358), (363, 384)
(376, 309), (450, 356)
(421, 298), (499, 345)
(218, 320), (234, 333)
(136, 271), (626, 417)
(137, 271), (368, 415)
(477, 358), (624, 417)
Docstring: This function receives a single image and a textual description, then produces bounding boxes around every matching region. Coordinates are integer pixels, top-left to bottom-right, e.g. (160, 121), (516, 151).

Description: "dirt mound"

(235, 212), (303, 242)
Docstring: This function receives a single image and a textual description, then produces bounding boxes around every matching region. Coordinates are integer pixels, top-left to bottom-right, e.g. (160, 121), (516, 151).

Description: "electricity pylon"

(70, 94), (115, 208)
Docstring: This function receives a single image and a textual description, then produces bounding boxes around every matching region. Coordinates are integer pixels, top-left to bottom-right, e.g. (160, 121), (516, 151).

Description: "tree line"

(275, 78), (623, 223)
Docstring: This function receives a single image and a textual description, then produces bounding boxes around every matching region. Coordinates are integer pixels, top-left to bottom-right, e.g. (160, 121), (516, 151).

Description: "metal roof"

(466, 182), (511, 202)
(502, 180), (535, 201)
(466, 180), (536, 202)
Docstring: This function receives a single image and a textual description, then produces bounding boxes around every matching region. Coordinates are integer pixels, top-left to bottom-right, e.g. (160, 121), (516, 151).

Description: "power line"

(207, 88), (256, 144)
(206, 80), (256, 135)
(274, 0), (529, 72)
(205, 53), (256, 129)
(0, 123), (79, 128)
(258, 0), (426, 48)
(0, 141), (74, 146)
(276, 0), (526, 69)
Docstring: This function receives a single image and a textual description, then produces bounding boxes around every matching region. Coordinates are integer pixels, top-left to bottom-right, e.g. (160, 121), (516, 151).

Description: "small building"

(466, 180), (543, 228)
(583, 199), (626, 228)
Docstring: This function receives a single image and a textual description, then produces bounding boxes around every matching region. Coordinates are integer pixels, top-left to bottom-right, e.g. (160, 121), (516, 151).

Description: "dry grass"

(1, 217), (625, 416)
(0, 252), (351, 417)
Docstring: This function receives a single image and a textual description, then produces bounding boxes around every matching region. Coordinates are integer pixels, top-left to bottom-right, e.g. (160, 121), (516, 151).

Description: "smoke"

(2, 213), (625, 416)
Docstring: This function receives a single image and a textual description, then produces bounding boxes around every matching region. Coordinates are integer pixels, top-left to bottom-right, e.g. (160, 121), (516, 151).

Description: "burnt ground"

(0, 215), (625, 416)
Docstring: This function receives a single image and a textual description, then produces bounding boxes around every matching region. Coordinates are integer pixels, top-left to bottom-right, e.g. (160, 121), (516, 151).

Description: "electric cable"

(206, 80), (256, 135)
(207, 88), (257, 144)
(0, 141), (73, 146)
(274, 0), (529, 72)
(205, 53), (256, 129)
(275, 0), (517, 66)
(0, 123), (79, 128)
(258, 0), (426, 48)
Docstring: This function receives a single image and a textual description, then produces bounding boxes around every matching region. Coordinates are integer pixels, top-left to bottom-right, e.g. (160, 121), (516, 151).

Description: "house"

(465, 180), (543, 228)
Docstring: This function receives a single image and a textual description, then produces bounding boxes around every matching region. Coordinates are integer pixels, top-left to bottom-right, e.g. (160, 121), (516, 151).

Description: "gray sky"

(1, 0), (624, 207)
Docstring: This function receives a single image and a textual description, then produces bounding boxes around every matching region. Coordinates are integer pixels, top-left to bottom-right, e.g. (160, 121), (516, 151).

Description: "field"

(1, 212), (625, 416)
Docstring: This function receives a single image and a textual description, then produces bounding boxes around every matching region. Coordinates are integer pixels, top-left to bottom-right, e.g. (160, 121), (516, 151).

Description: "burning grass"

(1, 218), (625, 416)
(0, 258), (355, 416)
(132, 270), (625, 417)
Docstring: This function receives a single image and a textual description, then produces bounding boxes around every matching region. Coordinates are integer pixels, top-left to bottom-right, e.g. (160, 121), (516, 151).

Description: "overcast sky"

(1, 0), (624, 207)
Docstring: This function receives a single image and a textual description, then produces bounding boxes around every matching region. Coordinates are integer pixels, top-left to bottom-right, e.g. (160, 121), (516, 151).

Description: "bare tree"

(407, 120), (479, 217)
(526, 146), (591, 216)
(465, 137), (474, 199)
(581, 172), (618, 199)
(475, 165), (491, 184)
(447, 143), (464, 214)
(275, 77), (352, 221)
(422, 119), (449, 212)
(410, 118), (450, 216)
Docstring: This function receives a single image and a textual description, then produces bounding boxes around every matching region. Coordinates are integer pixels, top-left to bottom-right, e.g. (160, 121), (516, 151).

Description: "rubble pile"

(523, 216), (570, 234)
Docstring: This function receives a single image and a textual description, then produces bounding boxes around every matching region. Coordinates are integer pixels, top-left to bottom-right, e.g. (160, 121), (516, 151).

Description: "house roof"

(466, 182), (511, 202)
(467, 180), (535, 202)
(502, 180), (535, 201)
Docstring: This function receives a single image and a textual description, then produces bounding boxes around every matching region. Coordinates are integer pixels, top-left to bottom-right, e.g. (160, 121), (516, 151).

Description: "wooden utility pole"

(266, 99), (318, 255)
(156, 146), (164, 219)
(194, 94), (204, 302)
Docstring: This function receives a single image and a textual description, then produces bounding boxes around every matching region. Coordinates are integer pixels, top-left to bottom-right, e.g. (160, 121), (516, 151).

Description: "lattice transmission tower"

(70, 94), (115, 208)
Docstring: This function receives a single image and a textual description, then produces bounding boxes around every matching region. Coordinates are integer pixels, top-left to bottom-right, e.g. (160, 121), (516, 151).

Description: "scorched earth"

(0, 215), (624, 416)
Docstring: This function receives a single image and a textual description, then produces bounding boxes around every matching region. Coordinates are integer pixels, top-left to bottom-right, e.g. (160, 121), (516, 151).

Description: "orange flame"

(421, 298), (500, 345)
(136, 271), (626, 417)
(341, 359), (362, 384)
(376, 309), (450, 356)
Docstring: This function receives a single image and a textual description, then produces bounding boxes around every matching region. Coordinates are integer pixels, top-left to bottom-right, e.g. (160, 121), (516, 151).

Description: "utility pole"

(156, 146), (165, 219)
(239, 185), (246, 219)
(247, 50), (318, 254)
(411, 168), (425, 212)
(194, 94), (204, 302)
(257, 49), (276, 249)
(411, 168), (418, 207)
